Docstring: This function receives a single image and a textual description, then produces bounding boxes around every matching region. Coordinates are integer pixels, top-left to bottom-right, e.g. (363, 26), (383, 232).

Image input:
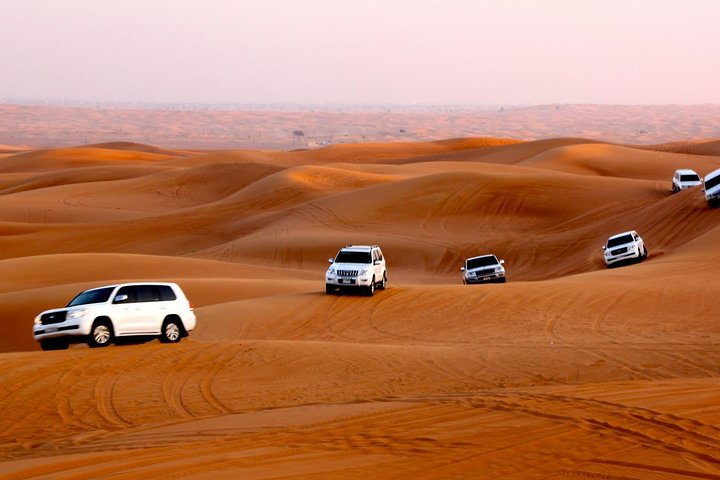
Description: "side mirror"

(328, 258), (334, 264)
(499, 259), (505, 265)
(602, 246), (606, 250)
(373, 260), (381, 265)
(460, 267), (466, 272)
(114, 294), (129, 303)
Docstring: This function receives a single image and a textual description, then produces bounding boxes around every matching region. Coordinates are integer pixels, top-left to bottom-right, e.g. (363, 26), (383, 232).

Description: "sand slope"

(1, 138), (720, 478)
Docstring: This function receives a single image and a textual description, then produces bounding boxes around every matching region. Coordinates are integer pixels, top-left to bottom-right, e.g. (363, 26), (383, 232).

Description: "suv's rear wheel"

(88, 320), (113, 348)
(160, 318), (183, 343)
(378, 272), (387, 290)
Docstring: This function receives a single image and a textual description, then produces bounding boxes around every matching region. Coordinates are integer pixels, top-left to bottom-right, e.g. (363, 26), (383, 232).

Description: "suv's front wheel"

(366, 277), (375, 296)
(378, 272), (387, 290)
(88, 319), (113, 348)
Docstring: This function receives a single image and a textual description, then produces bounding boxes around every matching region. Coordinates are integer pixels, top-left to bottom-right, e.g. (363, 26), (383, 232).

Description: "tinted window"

(705, 174), (720, 191)
(335, 251), (372, 264)
(137, 285), (161, 302)
(67, 287), (115, 307)
(114, 285), (139, 303)
(607, 234), (634, 248)
(466, 256), (499, 270)
(680, 174), (700, 182)
(158, 285), (177, 301)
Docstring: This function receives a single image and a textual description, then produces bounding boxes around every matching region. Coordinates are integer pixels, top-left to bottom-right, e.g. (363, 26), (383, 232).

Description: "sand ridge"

(1, 137), (720, 478)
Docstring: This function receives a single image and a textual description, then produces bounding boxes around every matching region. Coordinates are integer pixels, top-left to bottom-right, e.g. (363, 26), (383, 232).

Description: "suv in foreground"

(33, 282), (196, 350)
(461, 254), (506, 284)
(603, 231), (647, 267)
(326, 245), (387, 296)
(703, 168), (720, 208)
(671, 169), (702, 192)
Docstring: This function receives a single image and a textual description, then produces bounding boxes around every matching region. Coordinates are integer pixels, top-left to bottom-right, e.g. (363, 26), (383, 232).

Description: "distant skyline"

(2, 0), (719, 105)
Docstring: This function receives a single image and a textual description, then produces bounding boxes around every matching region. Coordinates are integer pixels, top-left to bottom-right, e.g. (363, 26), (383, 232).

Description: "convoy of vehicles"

(33, 166), (720, 350)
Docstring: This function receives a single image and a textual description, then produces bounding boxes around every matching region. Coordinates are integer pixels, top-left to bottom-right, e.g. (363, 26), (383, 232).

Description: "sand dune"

(1, 137), (720, 478)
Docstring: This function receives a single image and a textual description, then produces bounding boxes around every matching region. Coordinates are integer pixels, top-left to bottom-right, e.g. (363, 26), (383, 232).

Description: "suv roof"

(705, 168), (720, 181)
(466, 254), (498, 262)
(608, 230), (636, 240)
(84, 282), (178, 291)
(675, 168), (698, 175)
(339, 245), (379, 252)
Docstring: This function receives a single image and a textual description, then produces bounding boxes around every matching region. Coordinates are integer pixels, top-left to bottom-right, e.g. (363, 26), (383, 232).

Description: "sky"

(1, 0), (719, 105)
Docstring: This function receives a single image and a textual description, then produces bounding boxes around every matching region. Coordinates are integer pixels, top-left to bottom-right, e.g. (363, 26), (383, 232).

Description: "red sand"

(1, 137), (719, 478)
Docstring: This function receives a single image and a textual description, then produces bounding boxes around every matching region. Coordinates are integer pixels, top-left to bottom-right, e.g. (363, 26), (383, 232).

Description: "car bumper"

(33, 321), (89, 340)
(604, 250), (640, 265)
(182, 312), (197, 332)
(464, 272), (505, 284)
(705, 191), (720, 202)
(326, 276), (373, 287)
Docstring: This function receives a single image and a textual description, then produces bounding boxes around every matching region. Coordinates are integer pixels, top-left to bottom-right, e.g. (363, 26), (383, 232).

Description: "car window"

(335, 251), (372, 263)
(137, 285), (162, 302)
(114, 286), (139, 303)
(67, 287), (115, 307)
(466, 256), (498, 270)
(607, 234), (634, 248)
(706, 174), (720, 190)
(158, 285), (177, 301)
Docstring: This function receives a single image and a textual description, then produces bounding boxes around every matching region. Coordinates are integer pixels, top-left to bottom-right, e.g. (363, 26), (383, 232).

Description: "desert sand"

(1, 135), (720, 478)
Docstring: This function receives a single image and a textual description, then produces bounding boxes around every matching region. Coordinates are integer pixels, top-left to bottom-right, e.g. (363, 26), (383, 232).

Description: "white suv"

(702, 168), (720, 208)
(461, 254), (506, 284)
(671, 169), (702, 192)
(326, 245), (387, 296)
(603, 231), (648, 267)
(33, 282), (196, 350)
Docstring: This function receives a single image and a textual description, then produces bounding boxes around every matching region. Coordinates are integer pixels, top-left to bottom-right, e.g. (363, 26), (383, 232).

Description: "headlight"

(34, 315), (41, 325)
(327, 267), (335, 275)
(67, 309), (87, 320)
(495, 267), (503, 273)
(359, 267), (369, 276)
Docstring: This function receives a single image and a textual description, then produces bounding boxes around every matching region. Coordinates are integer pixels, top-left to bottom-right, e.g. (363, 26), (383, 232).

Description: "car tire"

(499, 277), (507, 283)
(160, 318), (183, 343)
(326, 283), (335, 294)
(88, 320), (113, 348)
(40, 338), (69, 351)
(378, 272), (387, 290)
(366, 277), (375, 296)
(642, 246), (648, 259)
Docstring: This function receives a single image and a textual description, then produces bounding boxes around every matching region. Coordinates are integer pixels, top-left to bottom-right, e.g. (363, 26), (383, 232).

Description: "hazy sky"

(2, 0), (719, 105)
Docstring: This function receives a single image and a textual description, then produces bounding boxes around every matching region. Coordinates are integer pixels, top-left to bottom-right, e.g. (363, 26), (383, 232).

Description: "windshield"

(680, 174), (700, 182)
(67, 287), (115, 307)
(466, 255), (498, 270)
(705, 174), (720, 191)
(606, 234), (633, 248)
(335, 251), (372, 264)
